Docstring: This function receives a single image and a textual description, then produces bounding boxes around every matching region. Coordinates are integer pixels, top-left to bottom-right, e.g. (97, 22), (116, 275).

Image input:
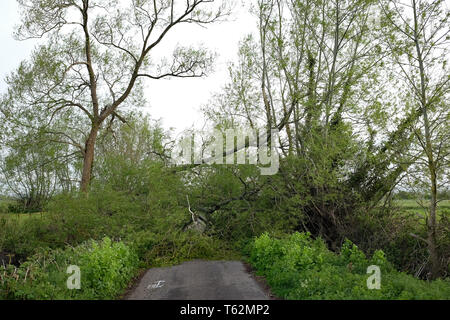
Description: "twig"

(410, 233), (429, 244)
(186, 195), (196, 223)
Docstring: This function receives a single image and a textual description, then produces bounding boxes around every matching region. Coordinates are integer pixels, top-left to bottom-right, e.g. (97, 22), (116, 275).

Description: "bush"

(0, 200), (10, 214)
(0, 215), (61, 262)
(0, 237), (139, 300)
(0, 187), (149, 266)
(248, 232), (450, 300)
(46, 188), (145, 242)
(127, 230), (240, 268)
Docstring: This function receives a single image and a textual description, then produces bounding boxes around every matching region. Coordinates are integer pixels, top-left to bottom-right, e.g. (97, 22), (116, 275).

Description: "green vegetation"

(0, 0), (449, 300)
(128, 231), (241, 268)
(0, 237), (139, 300)
(1, 212), (44, 222)
(0, 183), (241, 300)
(248, 233), (450, 300)
(395, 200), (450, 216)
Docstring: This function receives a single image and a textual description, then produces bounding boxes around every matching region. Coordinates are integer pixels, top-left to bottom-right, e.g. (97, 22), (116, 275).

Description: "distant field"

(394, 200), (450, 222)
(0, 199), (45, 222)
(1, 212), (45, 222)
(395, 199), (450, 210)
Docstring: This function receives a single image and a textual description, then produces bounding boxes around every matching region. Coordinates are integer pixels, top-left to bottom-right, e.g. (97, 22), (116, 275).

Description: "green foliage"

(46, 188), (144, 243)
(0, 214), (59, 260)
(0, 0), (448, 301)
(0, 184), (160, 262)
(75, 238), (139, 299)
(0, 127), (77, 213)
(248, 233), (450, 300)
(128, 230), (240, 268)
(0, 170), (241, 299)
(345, 204), (450, 278)
(0, 199), (11, 214)
(0, 238), (139, 300)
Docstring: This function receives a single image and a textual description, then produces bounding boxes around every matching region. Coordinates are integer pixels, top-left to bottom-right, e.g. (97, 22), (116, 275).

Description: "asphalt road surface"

(126, 260), (270, 300)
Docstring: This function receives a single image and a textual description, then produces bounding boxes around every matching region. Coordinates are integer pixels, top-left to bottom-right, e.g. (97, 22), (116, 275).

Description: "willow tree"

(202, 0), (397, 247)
(2, 0), (228, 192)
(380, 0), (450, 279)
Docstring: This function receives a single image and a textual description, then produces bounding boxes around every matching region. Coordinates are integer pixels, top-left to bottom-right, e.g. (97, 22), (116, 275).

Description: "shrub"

(46, 189), (144, 242)
(0, 215), (61, 261)
(0, 238), (139, 300)
(248, 232), (450, 300)
(127, 230), (240, 268)
(0, 200), (10, 214)
(0, 187), (149, 266)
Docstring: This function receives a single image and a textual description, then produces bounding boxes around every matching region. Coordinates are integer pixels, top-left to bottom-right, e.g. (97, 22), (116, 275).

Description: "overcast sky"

(0, 0), (257, 134)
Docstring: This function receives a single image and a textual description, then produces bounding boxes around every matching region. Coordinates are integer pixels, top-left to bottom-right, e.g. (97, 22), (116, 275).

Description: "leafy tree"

(1, 0), (228, 192)
(380, 0), (450, 279)
(201, 0), (402, 248)
(0, 131), (72, 212)
(94, 112), (174, 196)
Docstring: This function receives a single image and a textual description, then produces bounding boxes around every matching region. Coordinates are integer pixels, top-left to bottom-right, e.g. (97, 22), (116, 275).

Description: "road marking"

(147, 280), (165, 290)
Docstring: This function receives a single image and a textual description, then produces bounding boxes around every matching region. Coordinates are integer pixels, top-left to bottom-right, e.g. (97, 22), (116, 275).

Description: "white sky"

(0, 0), (257, 134)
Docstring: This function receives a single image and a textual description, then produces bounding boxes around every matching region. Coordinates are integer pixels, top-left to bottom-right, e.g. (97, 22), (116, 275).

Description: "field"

(1, 212), (45, 222)
(394, 200), (450, 221)
(0, 198), (45, 222)
(395, 199), (450, 209)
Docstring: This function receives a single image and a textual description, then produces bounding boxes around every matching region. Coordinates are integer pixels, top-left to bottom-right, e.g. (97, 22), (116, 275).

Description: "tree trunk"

(80, 125), (100, 192)
(412, 0), (440, 280)
(427, 169), (440, 279)
(428, 180), (440, 280)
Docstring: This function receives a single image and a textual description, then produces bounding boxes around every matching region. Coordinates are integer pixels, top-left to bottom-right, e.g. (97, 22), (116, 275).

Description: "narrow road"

(126, 260), (270, 300)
